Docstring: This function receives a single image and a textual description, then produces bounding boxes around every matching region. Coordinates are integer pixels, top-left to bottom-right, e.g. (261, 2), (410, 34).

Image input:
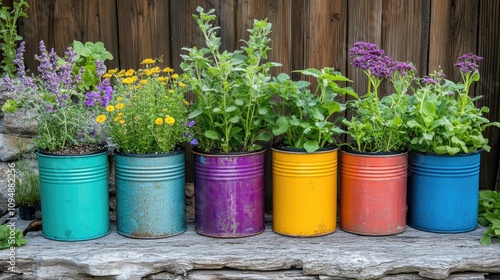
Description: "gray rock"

(0, 162), (16, 216)
(0, 133), (32, 162)
(2, 109), (37, 137)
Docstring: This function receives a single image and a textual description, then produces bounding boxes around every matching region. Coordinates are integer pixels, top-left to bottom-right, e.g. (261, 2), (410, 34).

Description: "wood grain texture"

(3, 222), (500, 279)
(477, 0), (500, 191)
(117, 0), (170, 69)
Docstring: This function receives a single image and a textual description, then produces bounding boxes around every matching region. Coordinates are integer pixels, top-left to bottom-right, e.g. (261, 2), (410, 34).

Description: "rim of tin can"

(114, 146), (185, 157)
(271, 142), (338, 154)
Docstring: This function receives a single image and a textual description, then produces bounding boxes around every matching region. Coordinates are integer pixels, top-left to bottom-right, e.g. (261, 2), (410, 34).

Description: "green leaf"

(255, 131), (271, 141)
(1, 99), (19, 113)
(204, 130), (219, 140)
(272, 116), (289, 136)
(295, 68), (322, 77)
(422, 101), (436, 117)
(225, 106), (237, 112)
(228, 116), (240, 123)
(303, 140), (320, 153)
(480, 235), (491, 246)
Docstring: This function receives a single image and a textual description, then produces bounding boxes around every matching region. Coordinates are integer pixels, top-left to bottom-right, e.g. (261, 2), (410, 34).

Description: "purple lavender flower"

(190, 138), (199, 145)
(187, 120), (195, 127)
(3, 75), (16, 92)
(454, 53), (483, 73)
(96, 59), (106, 77)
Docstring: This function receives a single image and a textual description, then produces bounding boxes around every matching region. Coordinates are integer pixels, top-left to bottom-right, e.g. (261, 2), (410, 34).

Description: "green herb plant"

(407, 54), (500, 155)
(14, 161), (40, 207)
(72, 40), (113, 91)
(0, 224), (27, 249)
(269, 68), (357, 153)
(0, 0), (29, 77)
(181, 7), (280, 153)
(343, 41), (415, 153)
(478, 190), (500, 245)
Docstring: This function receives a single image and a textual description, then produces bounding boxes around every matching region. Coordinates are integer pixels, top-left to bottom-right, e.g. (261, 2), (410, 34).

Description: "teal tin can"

(115, 148), (186, 238)
(37, 149), (110, 241)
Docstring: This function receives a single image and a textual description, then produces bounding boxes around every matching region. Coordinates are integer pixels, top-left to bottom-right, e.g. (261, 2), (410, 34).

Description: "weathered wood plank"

(477, 0), (500, 192)
(116, 0), (170, 69)
(3, 223), (500, 280)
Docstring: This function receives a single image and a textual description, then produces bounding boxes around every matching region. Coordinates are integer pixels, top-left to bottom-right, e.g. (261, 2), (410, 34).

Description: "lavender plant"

(407, 53), (500, 154)
(343, 41), (415, 153)
(1, 41), (108, 153)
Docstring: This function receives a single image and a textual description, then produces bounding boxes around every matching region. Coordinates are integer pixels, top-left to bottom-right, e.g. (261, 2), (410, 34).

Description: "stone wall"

(0, 82), (195, 219)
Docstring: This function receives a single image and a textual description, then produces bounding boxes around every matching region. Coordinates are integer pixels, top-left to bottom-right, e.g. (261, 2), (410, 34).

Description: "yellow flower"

(140, 58), (156, 65)
(151, 67), (161, 74)
(144, 69), (152, 76)
(178, 82), (186, 87)
(108, 69), (117, 74)
(183, 100), (190, 106)
(125, 69), (135, 76)
(122, 77), (134, 85)
(162, 108), (167, 112)
(165, 116), (175, 126)
(162, 67), (174, 73)
(119, 120), (125, 124)
(106, 105), (115, 112)
(131, 76), (138, 82)
(103, 73), (113, 79)
(117, 97), (123, 101)
(168, 89), (174, 94)
(96, 114), (106, 123)
(117, 113), (123, 117)
(116, 103), (125, 110)
(172, 73), (179, 79)
(117, 69), (126, 77)
(114, 116), (120, 121)
(155, 118), (163, 125)
(158, 77), (168, 82)
(140, 79), (148, 85)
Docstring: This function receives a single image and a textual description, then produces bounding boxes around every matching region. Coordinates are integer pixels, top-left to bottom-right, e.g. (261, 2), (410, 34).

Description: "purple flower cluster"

(453, 53), (483, 74)
(84, 78), (113, 107)
(349, 41), (415, 80)
(183, 120), (198, 145)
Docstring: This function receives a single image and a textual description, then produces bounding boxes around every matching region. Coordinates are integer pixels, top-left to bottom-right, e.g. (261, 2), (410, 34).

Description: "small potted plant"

(96, 58), (195, 238)
(14, 160), (40, 220)
(180, 7), (280, 238)
(340, 41), (415, 235)
(2, 40), (112, 241)
(406, 53), (500, 233)
(268, 67), (356, 237)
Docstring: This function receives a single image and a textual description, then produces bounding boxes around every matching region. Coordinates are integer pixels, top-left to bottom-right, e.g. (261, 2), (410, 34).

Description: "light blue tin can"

(115, 148), (186, 238)
(37, 149), (110, 241)
(407, 150), (481, 233)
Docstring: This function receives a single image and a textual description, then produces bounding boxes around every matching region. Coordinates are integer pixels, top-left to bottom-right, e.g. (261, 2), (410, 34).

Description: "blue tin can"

(407, 150), (481, 233)
(115, 148), (186, 238)
(37, 149), (110, 241)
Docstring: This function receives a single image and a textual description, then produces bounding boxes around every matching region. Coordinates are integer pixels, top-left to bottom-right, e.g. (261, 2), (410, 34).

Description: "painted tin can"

(37, 150), (110, 241)
(193, 149), (265, 238)
(407, 151), (481, 233)
(115, 149), (186, 238)
(272, 145), (338, 237)
(340, 150), (407, 235)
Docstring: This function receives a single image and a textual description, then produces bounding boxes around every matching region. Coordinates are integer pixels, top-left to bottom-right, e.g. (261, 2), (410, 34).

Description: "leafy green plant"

(14, 161), (40, 207)
(478, 190), (500, 245)
(0, 0), (29, 77)
(0, 224), (27, 249)
(407, 54), (500, 155)
(72, 40), (113, 92)
(342, 41), (415, 153)
(269, 68), (356, 153)
(95, 59), (195, 154)
(181, 7), (280, 153)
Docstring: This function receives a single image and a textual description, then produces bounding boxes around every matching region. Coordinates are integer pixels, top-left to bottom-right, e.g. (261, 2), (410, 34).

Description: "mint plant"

(72, 40), (113, 92)
(270, 67), (356, 153)
(478, 190), (500, 245)
(0, 0), (29, 77)
(181, 7), (280, 153)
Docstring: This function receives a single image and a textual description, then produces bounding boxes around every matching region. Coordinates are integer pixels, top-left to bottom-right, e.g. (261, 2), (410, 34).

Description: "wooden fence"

(5, 0), (500, 190)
